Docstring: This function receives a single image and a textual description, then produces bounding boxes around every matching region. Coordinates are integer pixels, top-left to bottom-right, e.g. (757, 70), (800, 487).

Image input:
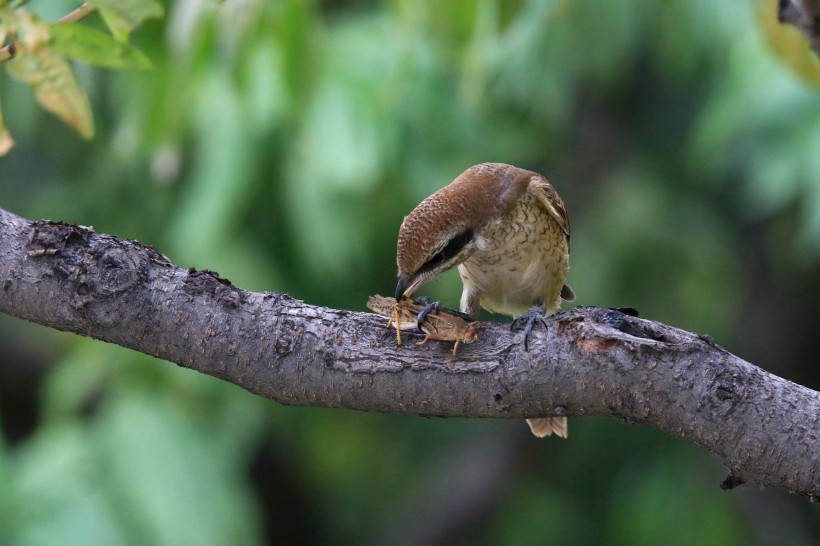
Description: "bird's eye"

(421, 229), (473, 272)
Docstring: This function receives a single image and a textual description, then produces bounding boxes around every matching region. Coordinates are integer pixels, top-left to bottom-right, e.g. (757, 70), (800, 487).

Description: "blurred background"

(1, 0), (819, 544)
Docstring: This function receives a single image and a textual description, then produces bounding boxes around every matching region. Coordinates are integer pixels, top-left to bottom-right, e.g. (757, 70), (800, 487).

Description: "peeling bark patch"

(143, 244), (173, 266)
(603, 310), (667, 342)
(720, 472), (746, 490)
(710, 367), (746, 403)
(186, 268), (232, 287)
(184, 268), (246, 308)
(274, 318), (297, 354)
(62, 244), (147, 313)
(714, 380), (735, 401)
(578, 337), (616, 353)
(703, 366), (752, 421)
(29, 231), (150, 314)
(609, 306), (639, 317)
(27, 221), (93, 256)
(273, 337), (293, 355)
(96, 246), (144, 295)
(557, 315), (585, 334)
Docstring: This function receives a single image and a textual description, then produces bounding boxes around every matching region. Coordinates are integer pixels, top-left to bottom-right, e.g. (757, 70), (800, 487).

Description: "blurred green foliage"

(1, 0), (820, 544)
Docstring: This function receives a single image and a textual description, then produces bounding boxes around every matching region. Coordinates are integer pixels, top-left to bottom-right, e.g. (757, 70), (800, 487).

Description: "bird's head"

(395, 163), (534, 300)
(395, 209), (476, 300)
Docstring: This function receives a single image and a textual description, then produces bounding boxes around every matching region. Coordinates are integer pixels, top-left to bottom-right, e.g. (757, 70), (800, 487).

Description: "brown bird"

(395, 162), (574, 438)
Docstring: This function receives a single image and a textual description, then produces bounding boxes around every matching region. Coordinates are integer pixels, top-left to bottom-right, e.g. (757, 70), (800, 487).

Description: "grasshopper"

(367, 295), (479, 355)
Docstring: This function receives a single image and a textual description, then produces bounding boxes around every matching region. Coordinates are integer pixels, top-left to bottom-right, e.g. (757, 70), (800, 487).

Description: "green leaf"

(50, 23), (152, 70)
(86, 0), (164, 42)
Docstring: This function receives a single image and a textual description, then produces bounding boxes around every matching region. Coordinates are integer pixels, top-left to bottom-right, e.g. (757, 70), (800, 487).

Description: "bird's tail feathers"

(526, 417), (568, 438)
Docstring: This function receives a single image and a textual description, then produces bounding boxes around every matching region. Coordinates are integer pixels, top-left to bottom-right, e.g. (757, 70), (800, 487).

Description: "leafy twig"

(57, 3), (95, 25)
(0, 2), (97, 64)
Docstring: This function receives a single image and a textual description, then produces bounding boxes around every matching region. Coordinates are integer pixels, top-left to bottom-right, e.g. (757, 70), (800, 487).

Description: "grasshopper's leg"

(393, 306), (403, 346)
(451, 339), (461, 356)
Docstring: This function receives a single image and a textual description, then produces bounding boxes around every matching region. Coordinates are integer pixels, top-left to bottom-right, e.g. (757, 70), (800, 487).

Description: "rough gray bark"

(0, 207), (818, 500)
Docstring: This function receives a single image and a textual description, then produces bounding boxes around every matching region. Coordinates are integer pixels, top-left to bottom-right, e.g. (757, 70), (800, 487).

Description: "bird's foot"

(511, 306), (549, 351)
(414, 296), (441, 331)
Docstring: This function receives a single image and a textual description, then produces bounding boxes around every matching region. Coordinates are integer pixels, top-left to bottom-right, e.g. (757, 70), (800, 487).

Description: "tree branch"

(0, 207), (818, 500)
(57, 2), (94, 25)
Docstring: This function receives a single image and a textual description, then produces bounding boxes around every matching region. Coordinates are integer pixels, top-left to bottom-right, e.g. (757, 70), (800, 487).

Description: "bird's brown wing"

(530, 178), (575, 302)
(528, 177), (570, 240)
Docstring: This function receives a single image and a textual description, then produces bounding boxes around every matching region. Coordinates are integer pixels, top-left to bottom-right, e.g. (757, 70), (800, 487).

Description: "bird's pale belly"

(458, 249), (565, 317)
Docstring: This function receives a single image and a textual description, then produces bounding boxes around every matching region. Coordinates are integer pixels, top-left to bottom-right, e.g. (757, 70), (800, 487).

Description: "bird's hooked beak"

(395, 273), (424, 301)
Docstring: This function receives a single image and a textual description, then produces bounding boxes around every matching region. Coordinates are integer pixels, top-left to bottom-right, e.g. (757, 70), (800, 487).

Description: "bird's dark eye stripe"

(421, 229), (473, 272)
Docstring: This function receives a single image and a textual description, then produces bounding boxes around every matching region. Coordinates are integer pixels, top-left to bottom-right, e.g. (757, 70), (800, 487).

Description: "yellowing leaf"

(6, 43), (95, 139)
(86, 0), (164, 42)
(12, 8), (51, 48)
(51, 23), (153, 70)
(1, 7), (94, 139)
(0, 126), (14, 156)
(0, 94), (12, 155)
(757, 0), (820, 88)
